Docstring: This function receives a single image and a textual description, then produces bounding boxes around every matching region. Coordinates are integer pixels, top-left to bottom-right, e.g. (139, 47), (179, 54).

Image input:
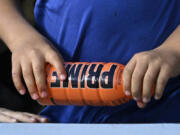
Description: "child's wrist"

(156, 44), (180, 58)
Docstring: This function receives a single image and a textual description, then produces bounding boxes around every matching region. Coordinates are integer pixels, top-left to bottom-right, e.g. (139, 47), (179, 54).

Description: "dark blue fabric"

(34, 0), (180, 123)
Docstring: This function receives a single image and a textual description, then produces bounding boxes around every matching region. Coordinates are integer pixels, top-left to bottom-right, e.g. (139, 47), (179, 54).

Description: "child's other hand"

(0, 108), (48, 123)
(11, 36), (67, 100)
(123, 46), (180, 108)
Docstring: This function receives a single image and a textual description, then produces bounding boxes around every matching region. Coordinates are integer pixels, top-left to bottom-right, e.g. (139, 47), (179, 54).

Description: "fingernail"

(12, 119), (18, 122)
(41, 118), (47, 122)
(60, 74), (66, 80)
(30, 117), (36, 122)
(137, 102), (147, 109)
(125, 91), (131, 96)
(19, 90), (25, 95)
(143, 97), (149, 103)
(32, 93), (39, 100)
(41, 91), (47, 98)
(133, 97), (139, 101)
(155, 96), (160, 100)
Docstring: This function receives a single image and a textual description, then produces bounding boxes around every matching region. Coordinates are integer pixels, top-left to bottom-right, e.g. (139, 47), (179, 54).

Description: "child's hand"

(0, 0), (67, 101)
(0, 107), (48, 123)
(11, 36), (67, 100)
(123, 46), (180, 108)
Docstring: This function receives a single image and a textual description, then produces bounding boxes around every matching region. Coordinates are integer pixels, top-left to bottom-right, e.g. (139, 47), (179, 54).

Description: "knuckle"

(12, 71), (19, 78)
(163, 64), (172, 73)
(12, 59), (19, 66)
(23, 70), (31, 77)
(29, 49), (38, 56)
(163, 63), (170, 68)
(133, 53), (139, 59)
(48, 52), (58, 60)
(124, 67), (132, 75)
(12, 67), (20, 76)
(55, 63), (62, 70)
(132, 72), (142, 80)
(135, 71), (144, 78)
(136, 52), (151, 61)
(12, 54), (19, 61)
(134, 52), (141, 57)
(33, 65), (42, 73)
(144, 73), (153, 82)
(141, 54), (150, 61)
(134, 52), (149, 60)
(132, 75), (138, 81)
(154, 57), (162, 64)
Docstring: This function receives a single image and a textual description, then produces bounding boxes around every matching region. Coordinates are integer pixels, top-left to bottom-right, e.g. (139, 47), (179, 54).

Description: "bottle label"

(49, 63), (118, 90)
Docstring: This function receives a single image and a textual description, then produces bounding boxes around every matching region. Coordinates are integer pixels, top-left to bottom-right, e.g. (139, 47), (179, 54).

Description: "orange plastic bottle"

(38, 62), (132, 106)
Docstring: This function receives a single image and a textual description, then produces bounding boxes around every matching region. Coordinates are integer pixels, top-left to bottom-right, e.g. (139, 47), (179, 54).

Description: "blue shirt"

(34, 0), (180, 123)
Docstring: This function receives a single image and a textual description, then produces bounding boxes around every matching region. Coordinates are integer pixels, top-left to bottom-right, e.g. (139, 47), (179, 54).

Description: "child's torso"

(35, 0), (180, 123)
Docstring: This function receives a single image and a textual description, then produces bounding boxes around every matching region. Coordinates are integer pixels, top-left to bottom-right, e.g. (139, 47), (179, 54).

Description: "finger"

(21, 61), (39, 100)
(142, 64), (160, 103)
(46, 51), (67, 81)
(137, 101), (146, 109)
(155, 65), (171, 100)
(12, 61), (26, 95)
(23, 112), (49, 123)
(0, 110), (37, 123)
(123, 59), (136, 96)
(131, 61), (148, 101)
(0, 113), (18, 123)
(32, 58), (47, 98)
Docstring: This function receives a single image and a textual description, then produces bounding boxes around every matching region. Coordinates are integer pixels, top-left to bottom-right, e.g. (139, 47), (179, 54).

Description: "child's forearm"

(0, 0), (42, 52)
